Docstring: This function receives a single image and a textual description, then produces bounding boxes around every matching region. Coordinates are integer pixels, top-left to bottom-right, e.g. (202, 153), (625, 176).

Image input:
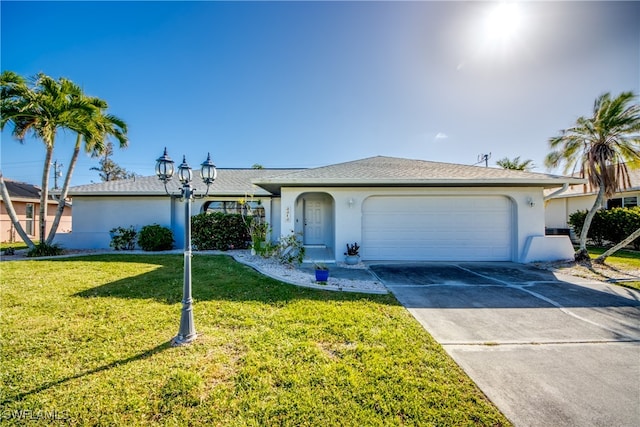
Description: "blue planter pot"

(315, 269), (329, 282)
(345, 255), (360, 265)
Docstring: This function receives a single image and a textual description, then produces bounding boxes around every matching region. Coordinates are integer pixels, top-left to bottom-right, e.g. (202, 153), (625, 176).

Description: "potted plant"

(314, 263), (329, 282)
(344, 242), (360, 265)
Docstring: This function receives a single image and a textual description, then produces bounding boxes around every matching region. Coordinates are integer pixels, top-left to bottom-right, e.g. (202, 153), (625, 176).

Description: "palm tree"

(545, 91), (640, 261)
(0, 173), (34, 248)
(1, 72), (87, 244)
(1, 71), (127, 246)
(595, 227), (640, 263)
(46, 96), (128, 243)
(0, 72), (38, 248)
(496, 156), (534, 171)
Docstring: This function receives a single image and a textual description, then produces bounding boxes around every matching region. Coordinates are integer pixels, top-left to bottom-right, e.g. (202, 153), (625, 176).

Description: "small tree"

(91, 141), (135, 181)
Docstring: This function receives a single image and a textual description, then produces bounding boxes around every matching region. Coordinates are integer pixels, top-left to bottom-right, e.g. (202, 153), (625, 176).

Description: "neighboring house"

(0, 179), (72, 243)
(545, 167), (640, 230)
(60, 156), (584, 263)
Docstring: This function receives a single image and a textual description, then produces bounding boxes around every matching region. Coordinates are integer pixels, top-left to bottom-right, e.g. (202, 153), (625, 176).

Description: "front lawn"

(0, 241), (33, 251)
(586, 247), (640, 289)
(588, 246), (640, 268)
(0, 254), (509, 426)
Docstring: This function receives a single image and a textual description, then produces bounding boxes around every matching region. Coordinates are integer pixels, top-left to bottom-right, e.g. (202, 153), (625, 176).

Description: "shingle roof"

(3, 179), (41, 200)
(1, 179), (66, 205)
(68, 169), (303, 196)
(254, 156), (584, 193)
(68, 157), (585, 197)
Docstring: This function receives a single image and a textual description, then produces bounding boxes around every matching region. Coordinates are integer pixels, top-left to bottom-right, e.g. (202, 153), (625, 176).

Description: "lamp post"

(155, 148), (217, 346)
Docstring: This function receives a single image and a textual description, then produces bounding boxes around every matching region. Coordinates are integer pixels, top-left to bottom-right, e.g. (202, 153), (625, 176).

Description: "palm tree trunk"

(594, 227), (640, 263)
(40, 144), (54, 243)
(0, 174), (36, 249)
(576, 184), (606, 261)
(46, 135), (80, 244)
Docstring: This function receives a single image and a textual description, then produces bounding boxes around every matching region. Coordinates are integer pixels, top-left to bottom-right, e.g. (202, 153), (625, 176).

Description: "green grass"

(0, 241), (33, 251)
(0, 254), (509, 426)
(587, 246), (640, 266)
(587, 247), (640, 289)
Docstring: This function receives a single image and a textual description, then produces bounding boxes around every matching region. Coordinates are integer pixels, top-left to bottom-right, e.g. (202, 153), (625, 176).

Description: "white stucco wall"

(55, 196), (174, 249)
(280, 186), (549, 263)
(546, 190), (640, 230)
(57, 195), (277, 250)
(521, 235), (574, 263)
(269, 198), (282, 243)
(545, 195), (596, 229)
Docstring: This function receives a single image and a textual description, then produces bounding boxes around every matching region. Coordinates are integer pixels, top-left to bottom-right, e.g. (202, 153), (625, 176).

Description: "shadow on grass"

(2, 340), (172, 405)
(65, 253), (396, 305)
(588, 262), (640, 281)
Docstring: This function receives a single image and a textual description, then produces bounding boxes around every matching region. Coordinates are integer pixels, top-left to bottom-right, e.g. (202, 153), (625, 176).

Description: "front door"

(303, 199), (325, 245)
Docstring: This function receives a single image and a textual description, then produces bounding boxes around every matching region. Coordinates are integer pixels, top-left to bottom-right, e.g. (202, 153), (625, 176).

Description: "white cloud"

(434, 132), (448, 140)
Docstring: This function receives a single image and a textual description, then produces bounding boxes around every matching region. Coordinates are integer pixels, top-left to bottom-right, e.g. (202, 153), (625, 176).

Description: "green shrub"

(191, 212), (250, 250)
(26, 242), (64, 257)
(250, 221), (270, 254)
(137, 224), (174, 251)
(109, 226), (137, 250)
(609, 207), (640, 249)
(569, 210), (607, 246)
(276, 232), (306, 265)
(568, 207), (640, 249)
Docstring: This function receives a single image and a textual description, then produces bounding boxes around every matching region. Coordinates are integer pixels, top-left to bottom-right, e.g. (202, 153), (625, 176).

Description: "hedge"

(191, 212), (251, 250)
(568, 207), (640, 249)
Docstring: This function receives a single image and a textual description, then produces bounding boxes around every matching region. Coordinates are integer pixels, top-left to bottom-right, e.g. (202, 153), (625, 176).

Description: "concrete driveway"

(370, 262), (640, 427)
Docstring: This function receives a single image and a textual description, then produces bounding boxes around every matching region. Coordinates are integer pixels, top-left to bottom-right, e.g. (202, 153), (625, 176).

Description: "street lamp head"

(200, 152), (217, 186)
(177, 155), (193, 184)
(155, 147), (175, 183)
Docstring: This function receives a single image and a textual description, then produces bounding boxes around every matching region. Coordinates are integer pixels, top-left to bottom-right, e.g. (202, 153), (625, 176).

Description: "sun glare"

(457, 1), (528, 69)
(484, 2), (522, 42)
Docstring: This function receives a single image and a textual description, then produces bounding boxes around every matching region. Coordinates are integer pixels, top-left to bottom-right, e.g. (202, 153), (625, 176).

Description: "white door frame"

(298, 193), (334, 247)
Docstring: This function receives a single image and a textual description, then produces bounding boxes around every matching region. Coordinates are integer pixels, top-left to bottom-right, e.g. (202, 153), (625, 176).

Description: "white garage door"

(362, 196), (513, 261)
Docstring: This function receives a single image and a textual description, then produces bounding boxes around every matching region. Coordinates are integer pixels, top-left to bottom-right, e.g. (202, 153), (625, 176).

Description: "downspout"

(543, 183), (569, 202)
(543, 183), (572, 242)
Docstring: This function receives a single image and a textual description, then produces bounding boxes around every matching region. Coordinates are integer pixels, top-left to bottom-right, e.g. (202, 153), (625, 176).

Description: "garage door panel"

(362, 196), (512, 261)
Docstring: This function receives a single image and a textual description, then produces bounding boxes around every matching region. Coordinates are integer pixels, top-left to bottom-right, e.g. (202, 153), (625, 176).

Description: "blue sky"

(1, 1), (639, 186)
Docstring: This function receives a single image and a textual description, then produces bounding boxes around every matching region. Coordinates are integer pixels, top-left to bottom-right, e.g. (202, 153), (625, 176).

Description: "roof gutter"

(544, 183), (569, 201)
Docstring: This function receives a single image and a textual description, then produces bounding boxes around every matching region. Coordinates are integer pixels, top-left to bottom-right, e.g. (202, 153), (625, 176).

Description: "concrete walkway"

(370, 262), (640, 427)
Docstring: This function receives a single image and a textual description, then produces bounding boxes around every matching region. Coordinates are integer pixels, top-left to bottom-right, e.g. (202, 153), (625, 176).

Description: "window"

(608, 198), (622, 209)
(607, 196), (638, 209)
(624, 196), (638, 207)
(202, 200), (265, 221)
(25, 203), (34, 236)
